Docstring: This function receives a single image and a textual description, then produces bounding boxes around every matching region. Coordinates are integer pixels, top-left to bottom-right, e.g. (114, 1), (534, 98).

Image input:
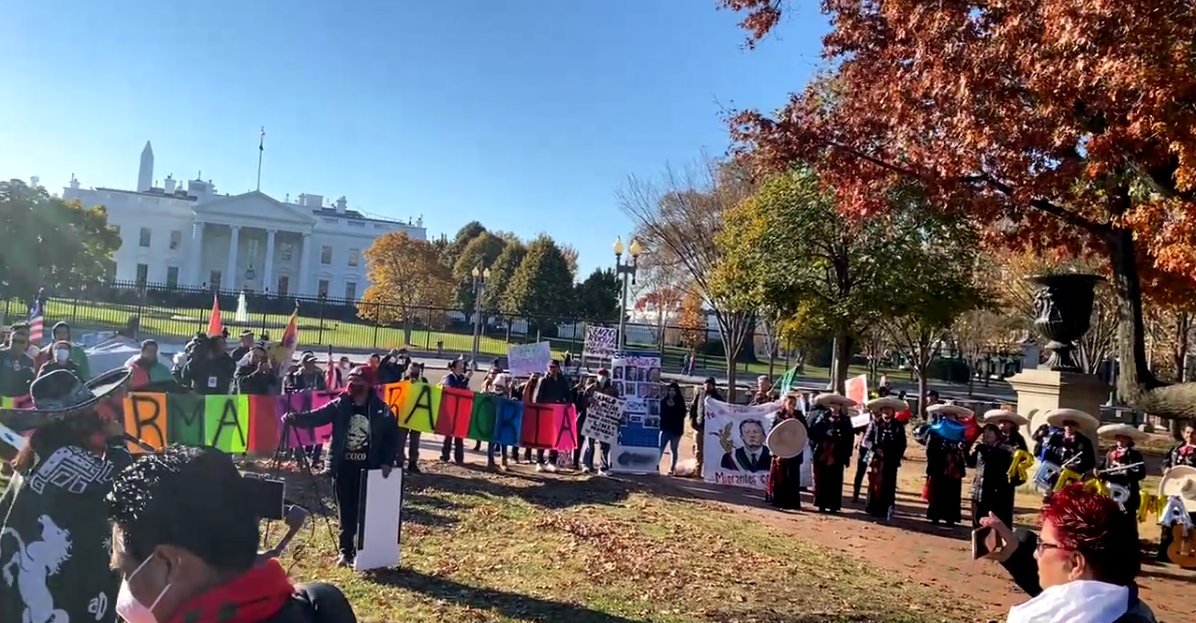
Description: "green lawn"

(262, 462), (969, 623)
(2, 296), (901, 380)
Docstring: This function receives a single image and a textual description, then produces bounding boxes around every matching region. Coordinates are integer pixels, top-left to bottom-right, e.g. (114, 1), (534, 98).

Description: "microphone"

(122, 433), (158, 454)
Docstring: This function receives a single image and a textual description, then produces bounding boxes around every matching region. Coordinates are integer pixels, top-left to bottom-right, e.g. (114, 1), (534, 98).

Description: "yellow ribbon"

(1007, 450), (1034, 483)
(1054, 467), (1084, 491)
(1138, 492), (1162, 524)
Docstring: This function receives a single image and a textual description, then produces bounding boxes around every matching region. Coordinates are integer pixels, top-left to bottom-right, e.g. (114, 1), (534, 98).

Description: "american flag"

(28, 300), (44, 346)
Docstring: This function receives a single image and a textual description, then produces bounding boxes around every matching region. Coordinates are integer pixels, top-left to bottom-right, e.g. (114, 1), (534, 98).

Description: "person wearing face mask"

(182, 335), (236, 395)
(1158, 422), (1196, 562)
(862, 396), (909, 521)
(1039, 409), (1098, 491)
(688, 377), (722, 475)
(37, 339), (80, 377)
(235, 345), (279, 395)
(0, 368), (133, 623)
(125, 339), (174, 391)
(395, 362), (428, 474)
(283, 367), (398, 567)
(581, 369), (620, 474)
(35, 321), (91, 381)
(105, 445), (358, 623)
(978, 485), (1156, 623)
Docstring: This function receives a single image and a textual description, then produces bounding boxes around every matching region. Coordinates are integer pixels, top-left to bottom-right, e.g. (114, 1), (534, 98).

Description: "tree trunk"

(830, 329), (850, 393)
(725, 352), (738, 403)
(1173, 312), (1190, 383)
(767, 349), (776, 379)
(917, 364), (929, 419)
(1107, 226), (1196, 421)
(966, 357), (976, 397)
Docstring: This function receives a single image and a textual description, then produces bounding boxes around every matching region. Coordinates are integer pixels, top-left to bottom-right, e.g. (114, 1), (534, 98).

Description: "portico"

(188, 191), (317, 295)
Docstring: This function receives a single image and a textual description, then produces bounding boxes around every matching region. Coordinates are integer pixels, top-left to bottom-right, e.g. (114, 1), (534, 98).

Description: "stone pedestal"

(1005, 368), (1109, 446)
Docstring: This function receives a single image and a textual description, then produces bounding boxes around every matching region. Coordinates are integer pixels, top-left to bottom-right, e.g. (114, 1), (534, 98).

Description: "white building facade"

(62, 141), (426, 299)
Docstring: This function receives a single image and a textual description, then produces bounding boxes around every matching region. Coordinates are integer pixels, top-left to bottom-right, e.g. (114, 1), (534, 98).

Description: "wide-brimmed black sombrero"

(0, 367), (131, 432)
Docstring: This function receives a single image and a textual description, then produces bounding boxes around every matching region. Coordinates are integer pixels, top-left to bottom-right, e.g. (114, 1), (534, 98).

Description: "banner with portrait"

(608, 351), (663, 474)
(701, 397), (783, 489)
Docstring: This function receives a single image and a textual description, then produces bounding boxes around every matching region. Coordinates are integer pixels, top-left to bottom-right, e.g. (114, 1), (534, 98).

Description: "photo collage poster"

(608, 351), (663, 475)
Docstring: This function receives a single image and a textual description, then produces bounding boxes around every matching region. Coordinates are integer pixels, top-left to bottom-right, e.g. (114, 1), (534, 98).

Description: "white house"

(61, 141), (427, 299)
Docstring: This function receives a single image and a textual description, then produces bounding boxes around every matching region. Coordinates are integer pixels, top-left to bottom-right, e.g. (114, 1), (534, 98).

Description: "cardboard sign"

(580, 393), (624, 445)
(507, 342), (552, 377)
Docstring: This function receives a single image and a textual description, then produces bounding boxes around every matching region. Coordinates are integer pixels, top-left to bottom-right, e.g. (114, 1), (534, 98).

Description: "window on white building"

(348, 248), (360, 267)
(280, 242), (293, 261)
(248, 239), (260, 261)
(139, 227), (152, 247)
(320, 246), (332, 265)
(317, 279), (330, 298)
(210, 270), (222, 291)
(169, 230), (182, 250)
(166, 267), (179, 288)
(344, 281), (357, 301)
(276, 276), (289, 296)
(136, 264), (149, 286)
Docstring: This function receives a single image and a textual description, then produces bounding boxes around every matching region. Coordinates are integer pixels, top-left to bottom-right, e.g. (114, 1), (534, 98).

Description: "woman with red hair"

(979, 484), (1155, 623)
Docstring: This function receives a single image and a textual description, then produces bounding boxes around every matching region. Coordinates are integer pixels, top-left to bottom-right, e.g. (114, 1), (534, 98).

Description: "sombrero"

(866, 396), (908, 412)
(1045, 408), (1100, 433)
(983, 409), (1029, 427)
(1097, 423), (1148, 442)
(0, 367), (132, 432)
(766, 417), (809, 459)
(927, 403), (974, 419)
(814, 393), (857, 408)
(1158, 465), (1196, 514)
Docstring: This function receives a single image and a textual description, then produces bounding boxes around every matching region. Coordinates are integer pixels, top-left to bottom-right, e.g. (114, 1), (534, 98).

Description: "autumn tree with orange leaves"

(721, 0), (1196, 420)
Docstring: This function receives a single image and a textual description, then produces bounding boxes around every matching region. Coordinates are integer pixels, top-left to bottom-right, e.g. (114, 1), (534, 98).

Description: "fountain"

(235, 290), (249, 324)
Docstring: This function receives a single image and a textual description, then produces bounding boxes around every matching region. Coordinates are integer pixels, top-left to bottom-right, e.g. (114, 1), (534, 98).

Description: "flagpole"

(256, 126), (265, 192)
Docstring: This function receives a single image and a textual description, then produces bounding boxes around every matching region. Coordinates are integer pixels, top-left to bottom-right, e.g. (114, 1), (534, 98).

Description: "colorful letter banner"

(7, 379), (579, 455)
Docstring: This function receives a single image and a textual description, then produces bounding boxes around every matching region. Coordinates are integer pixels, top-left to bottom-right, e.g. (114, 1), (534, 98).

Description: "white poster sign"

(701, 398), (782, 490)
(506, 341), (552, 377)
(354, 468), (404, 571)
(583, 326), (618, 359)
(608, 351), (664, 474)
(580, 393), (624, 445)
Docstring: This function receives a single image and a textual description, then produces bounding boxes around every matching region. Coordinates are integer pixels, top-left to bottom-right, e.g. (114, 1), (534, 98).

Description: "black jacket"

(807, 407), (855, 467)
(263, 583), (357, 623)
(291, 394), (399, 477)
(688, 390), (722, 431)
(967, 442), (1015, 499)
(0, 346), (36, 397)
(533, 373), (571, 404)
(285, 369), (328, 392)
(1041, 431), (1097, 474)
(376, 355), (405, 385)
(1000, 529), (1156, 623)
(659, 395), (687, 436)
(237, 362), (279, 395)
(183, 354), (237, 395)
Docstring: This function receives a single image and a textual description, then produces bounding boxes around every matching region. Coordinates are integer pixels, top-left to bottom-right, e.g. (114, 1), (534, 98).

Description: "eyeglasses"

(1036, 541), (1071, 555)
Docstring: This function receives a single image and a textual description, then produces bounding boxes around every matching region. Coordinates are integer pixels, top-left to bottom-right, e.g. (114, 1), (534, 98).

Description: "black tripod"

(265, 421), (338, 547)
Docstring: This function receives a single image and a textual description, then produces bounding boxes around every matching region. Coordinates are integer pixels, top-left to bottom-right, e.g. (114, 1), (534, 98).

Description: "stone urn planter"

(1029, 273), (1105, 372)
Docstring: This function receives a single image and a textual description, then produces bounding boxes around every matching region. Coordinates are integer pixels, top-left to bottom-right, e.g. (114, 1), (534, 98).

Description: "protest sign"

(507, 342), (552, 377)
(583, 326), (617, 359)
(608, 351), (663, 474)
(355, 468), (403, 571)
(435, 386), (473, 438)
(701, 397), (782, 490)
(580, 393), (623, 445)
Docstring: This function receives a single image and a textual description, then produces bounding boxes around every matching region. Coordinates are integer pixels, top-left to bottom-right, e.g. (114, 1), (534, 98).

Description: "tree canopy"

(452, 231), (507, 310)
(721, 0), (1196, 417)
(0, 180), (120, 296)
(358, 232), (454, 326)
(481, 241), (527, 312)
(502, 234), (575, 318)
(573, 268), (621, 321)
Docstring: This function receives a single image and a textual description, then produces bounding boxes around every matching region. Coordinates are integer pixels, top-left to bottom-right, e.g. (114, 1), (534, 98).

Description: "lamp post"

(613, 236), (642, 350)
(470, 265), (491, 370)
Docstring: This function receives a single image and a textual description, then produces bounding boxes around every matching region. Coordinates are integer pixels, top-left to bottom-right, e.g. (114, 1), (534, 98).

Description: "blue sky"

(0, 1), (826, 278)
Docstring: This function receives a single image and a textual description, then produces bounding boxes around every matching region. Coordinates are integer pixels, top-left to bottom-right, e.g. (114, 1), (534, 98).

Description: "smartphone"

(972, 526), (999, 559)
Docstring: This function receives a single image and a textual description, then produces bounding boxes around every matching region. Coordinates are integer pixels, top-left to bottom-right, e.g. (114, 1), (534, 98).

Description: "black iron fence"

(0, 280), (770, 373)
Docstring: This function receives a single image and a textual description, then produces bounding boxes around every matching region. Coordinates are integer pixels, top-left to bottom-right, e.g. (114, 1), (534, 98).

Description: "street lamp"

(470, 265), (491, 369)
(613, 236), (642, 349)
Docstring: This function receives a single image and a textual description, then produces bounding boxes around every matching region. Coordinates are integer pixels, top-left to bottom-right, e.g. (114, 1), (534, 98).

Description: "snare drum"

(1034, 461), (1062, 494)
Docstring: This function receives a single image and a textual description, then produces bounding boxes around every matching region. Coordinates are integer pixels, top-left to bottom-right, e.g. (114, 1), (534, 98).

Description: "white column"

(189, 221), (205, 286)
(226, 225), (241, 291)
(296, 233), (312, 295)
(263, 229), (276, 294)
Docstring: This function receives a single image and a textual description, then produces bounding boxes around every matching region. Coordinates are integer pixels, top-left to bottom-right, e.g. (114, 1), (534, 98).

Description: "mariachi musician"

(1157, 421), (1196, 562)
(1037, 408), (1097, 492)
(1096, 424), (1147, 534)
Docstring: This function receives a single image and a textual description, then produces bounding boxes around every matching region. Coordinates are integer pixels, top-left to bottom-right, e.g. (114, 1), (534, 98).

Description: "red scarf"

(166, 560), (294, 623)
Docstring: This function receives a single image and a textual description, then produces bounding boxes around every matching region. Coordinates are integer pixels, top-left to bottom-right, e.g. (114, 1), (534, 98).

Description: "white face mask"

(115, 554), (173, 623)
(55, 349), (70, 362)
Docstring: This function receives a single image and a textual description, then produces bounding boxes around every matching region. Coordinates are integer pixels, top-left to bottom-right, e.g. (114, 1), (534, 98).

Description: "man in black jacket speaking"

(284, 367), (398, 567)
